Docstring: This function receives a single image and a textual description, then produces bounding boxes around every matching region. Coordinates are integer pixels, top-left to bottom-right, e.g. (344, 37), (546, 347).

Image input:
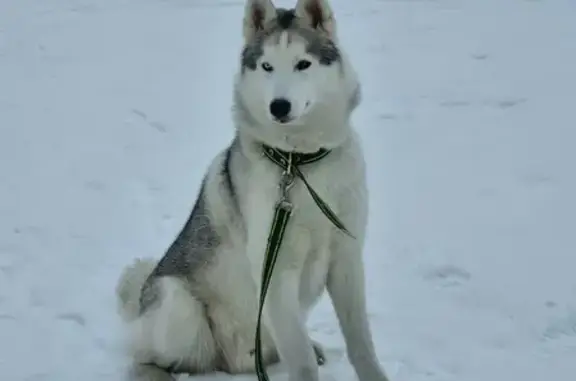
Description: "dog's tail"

(115, 258), (157, 322)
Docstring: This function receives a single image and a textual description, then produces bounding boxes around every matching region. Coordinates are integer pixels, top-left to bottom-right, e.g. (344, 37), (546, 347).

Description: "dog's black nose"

(269, 98), (291, 120)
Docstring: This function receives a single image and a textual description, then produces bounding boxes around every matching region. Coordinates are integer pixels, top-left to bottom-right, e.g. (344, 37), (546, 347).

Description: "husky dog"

(116, 1), (389, 381)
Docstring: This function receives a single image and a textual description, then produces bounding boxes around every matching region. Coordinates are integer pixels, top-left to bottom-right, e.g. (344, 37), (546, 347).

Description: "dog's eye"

(295, 60), (312, 71)
(261, 62), (274, 72)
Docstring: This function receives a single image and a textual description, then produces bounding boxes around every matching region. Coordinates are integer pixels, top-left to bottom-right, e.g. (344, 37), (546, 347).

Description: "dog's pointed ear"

(243, 0), (277, 41)
(295, 0), (337, 38)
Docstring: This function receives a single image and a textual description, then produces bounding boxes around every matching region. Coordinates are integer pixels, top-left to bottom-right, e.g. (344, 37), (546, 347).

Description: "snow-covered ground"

(1, 0), (575, 380)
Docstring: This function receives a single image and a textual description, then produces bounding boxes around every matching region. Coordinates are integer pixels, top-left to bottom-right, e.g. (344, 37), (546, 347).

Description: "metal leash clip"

(277, 153), (295, 211)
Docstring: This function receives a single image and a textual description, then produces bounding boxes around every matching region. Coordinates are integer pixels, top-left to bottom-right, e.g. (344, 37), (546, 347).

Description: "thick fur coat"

(116, 1), (389, 381)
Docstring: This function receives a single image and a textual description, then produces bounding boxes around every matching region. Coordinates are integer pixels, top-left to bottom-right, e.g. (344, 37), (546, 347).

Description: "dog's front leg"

(327, 238), (390, 381)
(260, 267), (319, 381)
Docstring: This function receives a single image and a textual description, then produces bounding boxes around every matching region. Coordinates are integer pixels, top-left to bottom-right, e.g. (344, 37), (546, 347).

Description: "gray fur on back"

(137, 136), (245, 315)
(138, 137), (245, 315)
(139, 182), (221, 313)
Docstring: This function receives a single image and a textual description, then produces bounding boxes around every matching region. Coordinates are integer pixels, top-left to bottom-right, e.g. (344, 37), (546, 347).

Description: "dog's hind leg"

(125, 276), (218, 375)
(206, 302), (280, 374)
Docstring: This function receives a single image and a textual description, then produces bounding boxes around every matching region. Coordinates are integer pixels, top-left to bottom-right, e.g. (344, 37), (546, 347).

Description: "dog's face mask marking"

(238, 0), (345, 127)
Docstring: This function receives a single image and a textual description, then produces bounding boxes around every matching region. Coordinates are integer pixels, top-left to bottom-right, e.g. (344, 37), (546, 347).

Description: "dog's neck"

(233, 106), (351, 155)
(235, 122), (348, 155)
(236, 127), (343, 166)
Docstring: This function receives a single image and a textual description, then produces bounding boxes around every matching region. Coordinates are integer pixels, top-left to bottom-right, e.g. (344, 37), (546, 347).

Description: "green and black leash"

(254, 146), (354, 381)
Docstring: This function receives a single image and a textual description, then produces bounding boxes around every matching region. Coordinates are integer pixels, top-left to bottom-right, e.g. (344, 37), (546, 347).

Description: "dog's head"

(234, 0), (360, 150)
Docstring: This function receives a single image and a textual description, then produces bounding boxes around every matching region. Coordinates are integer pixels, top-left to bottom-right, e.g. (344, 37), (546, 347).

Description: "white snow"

(1, 0), (575, 380)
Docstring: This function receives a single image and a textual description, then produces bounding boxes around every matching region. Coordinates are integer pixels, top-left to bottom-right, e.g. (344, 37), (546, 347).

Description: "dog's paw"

(311, 340), (326, 366)
(127, 363), (176, 381)
(242, 346), (280, 373)
(248, 341), (326, 367)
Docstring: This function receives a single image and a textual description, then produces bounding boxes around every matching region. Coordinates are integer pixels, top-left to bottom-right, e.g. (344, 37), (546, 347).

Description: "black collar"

(262, 145), (331, 168)
(261, 144), (353, 238)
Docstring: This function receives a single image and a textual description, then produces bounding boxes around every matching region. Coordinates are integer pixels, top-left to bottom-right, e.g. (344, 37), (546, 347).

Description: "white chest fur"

(243, 152), (345, 275)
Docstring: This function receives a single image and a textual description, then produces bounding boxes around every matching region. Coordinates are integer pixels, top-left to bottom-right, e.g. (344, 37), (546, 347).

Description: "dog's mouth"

(274, 116), (292, 124)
